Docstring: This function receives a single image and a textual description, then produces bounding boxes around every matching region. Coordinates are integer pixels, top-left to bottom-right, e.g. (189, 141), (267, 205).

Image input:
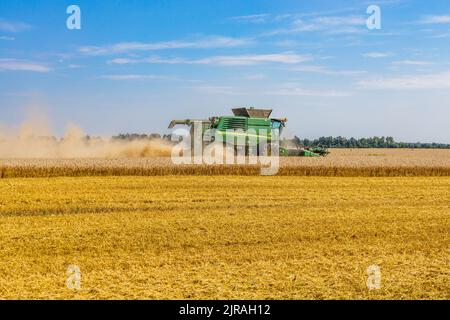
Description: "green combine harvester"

(168, 107), (328, 157)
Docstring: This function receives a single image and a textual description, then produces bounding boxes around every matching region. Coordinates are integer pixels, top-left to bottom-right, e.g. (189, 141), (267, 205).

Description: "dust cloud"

(0, 111), (172, 158)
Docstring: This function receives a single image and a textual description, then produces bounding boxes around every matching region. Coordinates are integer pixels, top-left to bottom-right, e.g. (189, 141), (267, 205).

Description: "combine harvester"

(168, 107), (328, 157)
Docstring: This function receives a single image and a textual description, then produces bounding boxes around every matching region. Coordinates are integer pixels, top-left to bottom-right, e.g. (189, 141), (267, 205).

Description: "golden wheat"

(1, 149), (449, 177)
(0, 176), (448, 299)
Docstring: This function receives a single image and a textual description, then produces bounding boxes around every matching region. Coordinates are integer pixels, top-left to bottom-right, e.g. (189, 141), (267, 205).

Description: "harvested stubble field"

(0, 175), (449, 299)
(1, 148), (450, 177)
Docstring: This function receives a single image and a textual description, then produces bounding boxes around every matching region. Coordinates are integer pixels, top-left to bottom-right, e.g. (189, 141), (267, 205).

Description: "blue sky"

(1, 0), (449, 142)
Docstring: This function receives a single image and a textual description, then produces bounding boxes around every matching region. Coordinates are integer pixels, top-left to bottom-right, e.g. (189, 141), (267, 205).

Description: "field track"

(0, 175), (448, 299)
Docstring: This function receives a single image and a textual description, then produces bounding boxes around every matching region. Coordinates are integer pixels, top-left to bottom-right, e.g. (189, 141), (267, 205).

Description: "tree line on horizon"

(291, 136), (450, 149)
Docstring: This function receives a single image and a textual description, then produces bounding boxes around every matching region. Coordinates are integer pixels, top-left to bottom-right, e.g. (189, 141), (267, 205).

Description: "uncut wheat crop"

(1, 149), (449, 177)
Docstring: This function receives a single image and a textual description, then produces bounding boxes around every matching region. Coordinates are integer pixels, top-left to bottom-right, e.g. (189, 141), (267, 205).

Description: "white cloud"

(273, 39), (302, 47)
(265, 15), (366, 36)
(243, 73), (266, 80)
(188, 85), (243, 95)
(264, 20), (318, 35)
(269, 84), (351, 97)
(107, 58), (138, 65)
(419, 15), (450, 24)
(100, 74), (175, 81)
(292, 65), (367, 76)
(68, 64), (83, 69)
(0, 59), (51, 72)
(0, 19), (32, 32)
(188, 83), (351, 97)
(427, 32), (450, 39)
(392, 60), (433, 66)
(141, 56), (189, 65)
(196, 53), (311, 65)
(363, 52), (392, 58)
(313, 16), (366, 26)
(358, 71), (450, 90)
(108, 53), (312, 66)
(325, 26), (365, 35)
(230, 14), (270, 23)
(0, 35), (15, 41)
(79, 36), (253, 55)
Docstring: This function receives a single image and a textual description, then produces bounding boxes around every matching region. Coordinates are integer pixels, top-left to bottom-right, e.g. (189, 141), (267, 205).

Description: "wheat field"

(1, 149), (450, 177)
(0, 175), (448, 299)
